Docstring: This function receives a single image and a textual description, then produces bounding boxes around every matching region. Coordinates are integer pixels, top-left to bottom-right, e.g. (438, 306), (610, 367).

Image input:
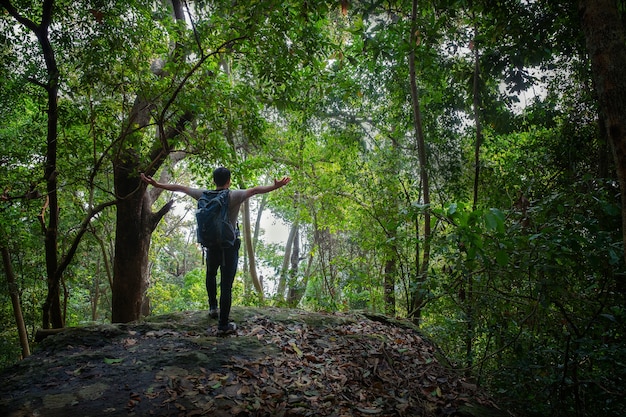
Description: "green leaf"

(495, 250), (508, 267)
(104, 357), (123, 365)
(484, 211), (498, 231)
(600, 313), (616, 322)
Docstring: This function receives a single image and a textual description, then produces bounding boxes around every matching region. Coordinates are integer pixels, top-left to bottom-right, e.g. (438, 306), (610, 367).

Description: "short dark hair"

(213, 167), (231, 187)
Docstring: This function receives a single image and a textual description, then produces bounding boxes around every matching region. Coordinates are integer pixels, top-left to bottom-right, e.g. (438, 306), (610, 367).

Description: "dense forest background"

(1, 0), (625, 416)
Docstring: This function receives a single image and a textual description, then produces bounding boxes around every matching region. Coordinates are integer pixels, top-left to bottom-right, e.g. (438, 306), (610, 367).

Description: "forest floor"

(0, 307), (511, 417)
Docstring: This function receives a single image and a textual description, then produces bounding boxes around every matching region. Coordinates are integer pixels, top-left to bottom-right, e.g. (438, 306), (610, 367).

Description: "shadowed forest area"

(1, 1), (625, 416)
(0, 308), (507, 417)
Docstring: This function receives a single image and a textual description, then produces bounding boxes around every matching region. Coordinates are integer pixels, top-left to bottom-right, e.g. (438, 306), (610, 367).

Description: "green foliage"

(424, 178), (625, 416)
(149, 268), (206, 314)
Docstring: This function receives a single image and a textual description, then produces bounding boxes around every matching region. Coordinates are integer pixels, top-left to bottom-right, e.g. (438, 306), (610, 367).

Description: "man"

(141, 168), (291, 334)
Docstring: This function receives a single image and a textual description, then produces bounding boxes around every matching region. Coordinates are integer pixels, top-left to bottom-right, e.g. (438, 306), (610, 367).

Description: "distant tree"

(579, 0), (626, 272)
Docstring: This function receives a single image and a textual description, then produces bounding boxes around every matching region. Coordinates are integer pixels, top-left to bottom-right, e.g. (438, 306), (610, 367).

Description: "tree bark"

(471, 21), (482, 212)
(286, 223), (301, 307)
(111, 95), (188, 323)
(408, 0), (431, 320)
(111, 123), (183, 323)
(277, 221), (298, 301)
(253, 195), (267, 246)
(111, 147), (155, 323)
(2, 246), (31, 358)
(579, 0), (626, 270)
(383, 250), (397, 317)
(243, 199), (264, 297)
(0, 0), (64, 329)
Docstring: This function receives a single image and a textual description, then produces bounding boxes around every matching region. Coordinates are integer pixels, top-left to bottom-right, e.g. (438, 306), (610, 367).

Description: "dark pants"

(205, 239), (241, 327)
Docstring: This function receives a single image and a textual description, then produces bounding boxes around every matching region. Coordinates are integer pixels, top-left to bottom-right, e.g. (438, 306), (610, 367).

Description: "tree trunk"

(111, 152), (155, 323)
(383, 236), (398, 317)
(277, 221), (298, 301)
(408, 0), (431, 320)
(111, 95), (184, 323)
(253, 195), (267, 247)
(92, 229), (114, 319)
(579, 0), (626, 270)
(383, 250), (397, 317)
(2, 0), (65, 329)
(37, 3), (62, 329)
(111, 122), (186, 323)
(286, 224), (301, 307)
(471, 22), (482, 212)
(243, 195), (266, 295)
(2, 246), (31, 358)
(91, 258), (101, 321)
(243, 199), (264, 297)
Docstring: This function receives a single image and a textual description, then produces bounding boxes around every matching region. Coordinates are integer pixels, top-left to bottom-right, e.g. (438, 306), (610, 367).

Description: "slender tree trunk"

(243, 195), (266, 295)
(253, 193), (267, 247)
(243, 199), (264, 297)
(277, 221), (298, 301)
(41, 42), (62, 328)
(34, 1), (62, 329)
(471, 22), (482, 212)
(2, 247), (31, 358)
(383, 248), (397, 316)
(464, 18), (482, 372)
(464, 275), (474, 373)
(286, 224), (301, 307)
(1, 0), (64, 329)
(92, 228), (114, 314)
(408, 0), (431, 321)
(0, 0), (116, 330)
(91, 258), (101, 321)
(579, 0), (626, 271)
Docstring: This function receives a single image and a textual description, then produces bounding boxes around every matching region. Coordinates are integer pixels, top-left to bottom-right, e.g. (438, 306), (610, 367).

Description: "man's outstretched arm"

(244, 177), (291, 198)
(141, 173), (198, 197)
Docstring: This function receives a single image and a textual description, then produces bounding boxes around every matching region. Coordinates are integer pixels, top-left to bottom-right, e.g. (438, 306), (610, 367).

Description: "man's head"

(213, 167), (231, 187)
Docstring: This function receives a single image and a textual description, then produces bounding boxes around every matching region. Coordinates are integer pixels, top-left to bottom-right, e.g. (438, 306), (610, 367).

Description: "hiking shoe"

(217, 322), (237, 335)
(209, 308), (219, 319)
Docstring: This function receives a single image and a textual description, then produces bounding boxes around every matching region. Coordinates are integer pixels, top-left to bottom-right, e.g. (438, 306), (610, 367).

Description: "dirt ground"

(0, 307), (509, 417)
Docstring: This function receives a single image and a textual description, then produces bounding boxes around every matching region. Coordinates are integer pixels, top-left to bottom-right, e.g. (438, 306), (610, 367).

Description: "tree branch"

(55, 200), (118, 281)
(0, 0), (38, 31)
(151, 200), (175, 232)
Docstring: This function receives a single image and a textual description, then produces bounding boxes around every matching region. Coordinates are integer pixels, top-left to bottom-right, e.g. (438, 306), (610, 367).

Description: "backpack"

(196, 190), (237, 248)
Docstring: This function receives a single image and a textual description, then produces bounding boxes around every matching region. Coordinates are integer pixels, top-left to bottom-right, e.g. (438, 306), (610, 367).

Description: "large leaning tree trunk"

(579, 0), (626, 274)
(111, 0), (191, 323)
(110, 97), (157, 323)
(111, 95), (190, 323)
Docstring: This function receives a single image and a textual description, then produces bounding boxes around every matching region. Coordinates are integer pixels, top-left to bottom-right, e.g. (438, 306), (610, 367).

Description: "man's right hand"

(140, 173), (158, 187)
